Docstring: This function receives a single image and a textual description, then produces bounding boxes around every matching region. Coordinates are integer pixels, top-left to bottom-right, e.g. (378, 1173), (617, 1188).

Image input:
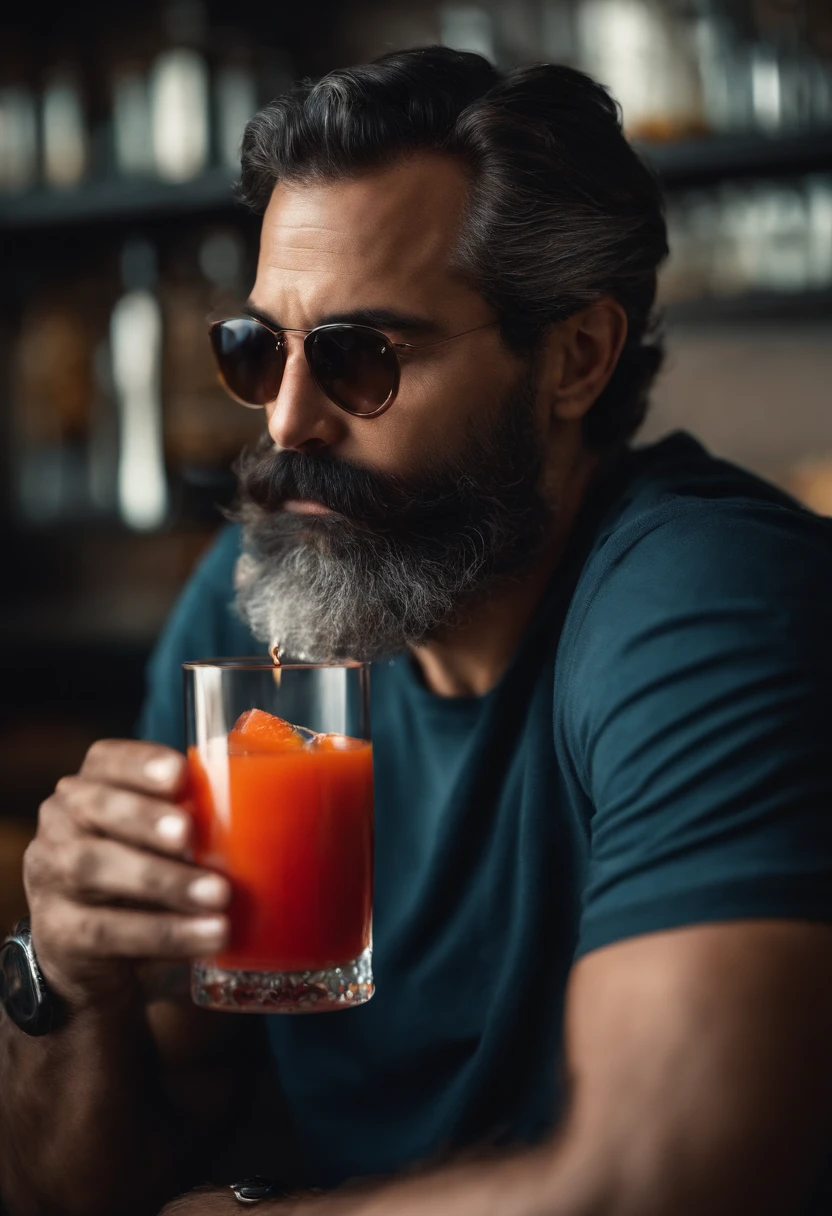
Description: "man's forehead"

(255, 153), (478, 325)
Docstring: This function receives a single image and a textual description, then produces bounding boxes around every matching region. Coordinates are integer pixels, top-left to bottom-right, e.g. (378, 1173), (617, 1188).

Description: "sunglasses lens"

(210, 318), (284, 408)
(306, 325), (398, 415)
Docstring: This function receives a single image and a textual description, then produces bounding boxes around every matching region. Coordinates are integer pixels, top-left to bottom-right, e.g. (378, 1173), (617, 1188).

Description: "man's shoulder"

(580, 433), (832, 614)
(600, 493), (831, 597)
(555, 435), (832, 700)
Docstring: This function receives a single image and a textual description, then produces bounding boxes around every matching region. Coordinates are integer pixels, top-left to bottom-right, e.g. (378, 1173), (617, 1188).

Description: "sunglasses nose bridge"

(284, 330), (327, 395)
(263, 338), (348, 453)
(276, 334), (319, 400)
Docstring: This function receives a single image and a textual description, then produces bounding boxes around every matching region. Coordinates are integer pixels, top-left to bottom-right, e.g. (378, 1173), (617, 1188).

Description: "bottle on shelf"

(109, 23), (156, 181)
(149, 0), (211, 182)
(110, 240), (169, 530)
(41, 56), (89, 189)
(0, 38), (37, 195)
(12, 287), (95, 522)
(690, 1), (756, 134)
(574, 0), (708, 141)
(213, 29), (259, 174)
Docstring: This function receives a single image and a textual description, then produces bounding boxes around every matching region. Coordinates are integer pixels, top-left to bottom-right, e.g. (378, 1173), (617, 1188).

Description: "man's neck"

(409, 446), (607, 698)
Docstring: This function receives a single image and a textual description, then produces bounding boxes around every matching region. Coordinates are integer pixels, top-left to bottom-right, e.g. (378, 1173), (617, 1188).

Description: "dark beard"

(231, 362), (554, 662)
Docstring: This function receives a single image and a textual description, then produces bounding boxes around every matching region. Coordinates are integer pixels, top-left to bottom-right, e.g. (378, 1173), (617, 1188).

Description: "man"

(1, 45), (831, 1216)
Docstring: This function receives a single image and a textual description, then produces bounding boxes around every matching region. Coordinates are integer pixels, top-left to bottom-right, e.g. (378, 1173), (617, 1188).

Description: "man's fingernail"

(192, 917), (228, 943)
(144, 755), (182, 786)
(157, 814), (187, 844)
(188, 876), (230, 909)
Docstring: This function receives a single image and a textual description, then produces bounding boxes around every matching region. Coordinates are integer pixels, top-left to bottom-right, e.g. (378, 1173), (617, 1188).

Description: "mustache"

(234, 437), (482, 535)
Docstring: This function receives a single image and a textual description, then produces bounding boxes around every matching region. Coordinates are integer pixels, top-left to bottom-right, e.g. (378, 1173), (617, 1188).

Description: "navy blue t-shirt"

(139, 433), (832, 1200)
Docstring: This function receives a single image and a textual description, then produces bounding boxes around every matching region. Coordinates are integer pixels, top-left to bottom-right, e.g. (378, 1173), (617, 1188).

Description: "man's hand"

(23, 738), (231, 1012)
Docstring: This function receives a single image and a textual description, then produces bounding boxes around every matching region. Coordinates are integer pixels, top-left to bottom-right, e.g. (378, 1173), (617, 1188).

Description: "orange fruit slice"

(229, 708), (306, 754)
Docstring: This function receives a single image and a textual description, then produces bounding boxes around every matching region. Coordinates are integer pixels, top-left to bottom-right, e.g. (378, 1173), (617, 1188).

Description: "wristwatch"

(230, 1177), (280, 1205)
(0, 917), (61, 1036)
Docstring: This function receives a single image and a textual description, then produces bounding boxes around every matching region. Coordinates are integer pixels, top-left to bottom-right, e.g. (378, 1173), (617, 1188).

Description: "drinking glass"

(184, 658), (374, 1014)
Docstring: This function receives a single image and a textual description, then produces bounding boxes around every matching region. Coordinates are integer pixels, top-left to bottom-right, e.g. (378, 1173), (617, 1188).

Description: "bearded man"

(2, 46), (832, 1216)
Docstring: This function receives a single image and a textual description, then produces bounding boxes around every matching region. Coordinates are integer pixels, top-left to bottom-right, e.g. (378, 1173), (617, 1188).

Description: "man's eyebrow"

(243, 300), (444, 338)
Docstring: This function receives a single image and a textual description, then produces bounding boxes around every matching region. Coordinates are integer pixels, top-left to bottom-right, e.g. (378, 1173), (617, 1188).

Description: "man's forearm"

(162, 1136), (605, 1216)
(163, 1114), (805, 1216)
(281, 1144), (571, 1216)
(0, 1000), (190, 1216)
(282, 1138), (607, 1216)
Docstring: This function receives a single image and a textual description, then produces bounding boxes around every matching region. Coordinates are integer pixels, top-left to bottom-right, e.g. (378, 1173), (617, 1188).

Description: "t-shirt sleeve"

(557, 500), (832, 959)
(136, 524), (254, 752)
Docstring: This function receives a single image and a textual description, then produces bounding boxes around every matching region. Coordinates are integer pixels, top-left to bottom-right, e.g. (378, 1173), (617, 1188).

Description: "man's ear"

(539, 298), (628, 424)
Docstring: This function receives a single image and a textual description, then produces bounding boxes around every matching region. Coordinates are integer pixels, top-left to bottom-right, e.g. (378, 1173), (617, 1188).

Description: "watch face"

(0, 940), (38, 1026)
(231, 1176), (279, 1204)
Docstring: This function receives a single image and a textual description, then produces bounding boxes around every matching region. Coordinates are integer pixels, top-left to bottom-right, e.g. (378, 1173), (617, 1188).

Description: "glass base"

(191, 946), (374, 1013)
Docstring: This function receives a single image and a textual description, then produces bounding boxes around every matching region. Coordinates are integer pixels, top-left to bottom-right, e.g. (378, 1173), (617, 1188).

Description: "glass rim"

(182, 656), (370, 671)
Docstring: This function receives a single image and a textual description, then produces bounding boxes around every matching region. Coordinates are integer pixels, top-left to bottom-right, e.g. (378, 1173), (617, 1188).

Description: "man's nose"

(265, 337), (348, 453)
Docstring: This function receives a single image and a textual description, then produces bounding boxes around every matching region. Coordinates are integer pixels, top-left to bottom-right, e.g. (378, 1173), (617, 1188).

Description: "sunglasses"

(209, 315), (497, 418)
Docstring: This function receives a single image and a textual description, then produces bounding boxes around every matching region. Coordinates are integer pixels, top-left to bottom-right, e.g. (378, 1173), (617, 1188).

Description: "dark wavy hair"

(239, 46), (669, 448)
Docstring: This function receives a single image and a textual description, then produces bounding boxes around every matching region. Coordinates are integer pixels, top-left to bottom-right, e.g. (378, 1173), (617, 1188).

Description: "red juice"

(188, 713), (374, 973)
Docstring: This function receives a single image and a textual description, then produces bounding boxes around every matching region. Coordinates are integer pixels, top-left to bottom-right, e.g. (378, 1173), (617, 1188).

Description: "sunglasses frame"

(209, 315), (497, 419)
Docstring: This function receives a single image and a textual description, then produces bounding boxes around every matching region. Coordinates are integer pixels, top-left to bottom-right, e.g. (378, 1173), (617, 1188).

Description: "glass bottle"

(149, 0), (210, 182)
(0, 37), (37, 194)
(13, 286), (94, 522)
(574, 0), (708, 140)
(41, 56), (89, 189)
(110, 240), (169, 530)
(213, 29), (258, 174)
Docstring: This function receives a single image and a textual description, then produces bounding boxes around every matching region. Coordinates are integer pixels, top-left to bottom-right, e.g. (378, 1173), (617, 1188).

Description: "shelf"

(637, 127), (832, 188)
(1, 129), (831, 232)
(664, 288), (832, 326)
(0, 167), (245, 230)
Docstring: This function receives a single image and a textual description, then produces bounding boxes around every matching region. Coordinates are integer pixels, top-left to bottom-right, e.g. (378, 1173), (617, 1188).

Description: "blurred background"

(1, 0), (831, 931)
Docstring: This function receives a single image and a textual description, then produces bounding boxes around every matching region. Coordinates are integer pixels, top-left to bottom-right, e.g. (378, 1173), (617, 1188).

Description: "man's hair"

(239, 45), (669, 448)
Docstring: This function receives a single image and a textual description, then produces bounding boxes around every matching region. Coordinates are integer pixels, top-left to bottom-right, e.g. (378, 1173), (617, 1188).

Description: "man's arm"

(162, 919), (832, 1215)
(0, 987), (270, 1216)
(0, 741), (289, 1216)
